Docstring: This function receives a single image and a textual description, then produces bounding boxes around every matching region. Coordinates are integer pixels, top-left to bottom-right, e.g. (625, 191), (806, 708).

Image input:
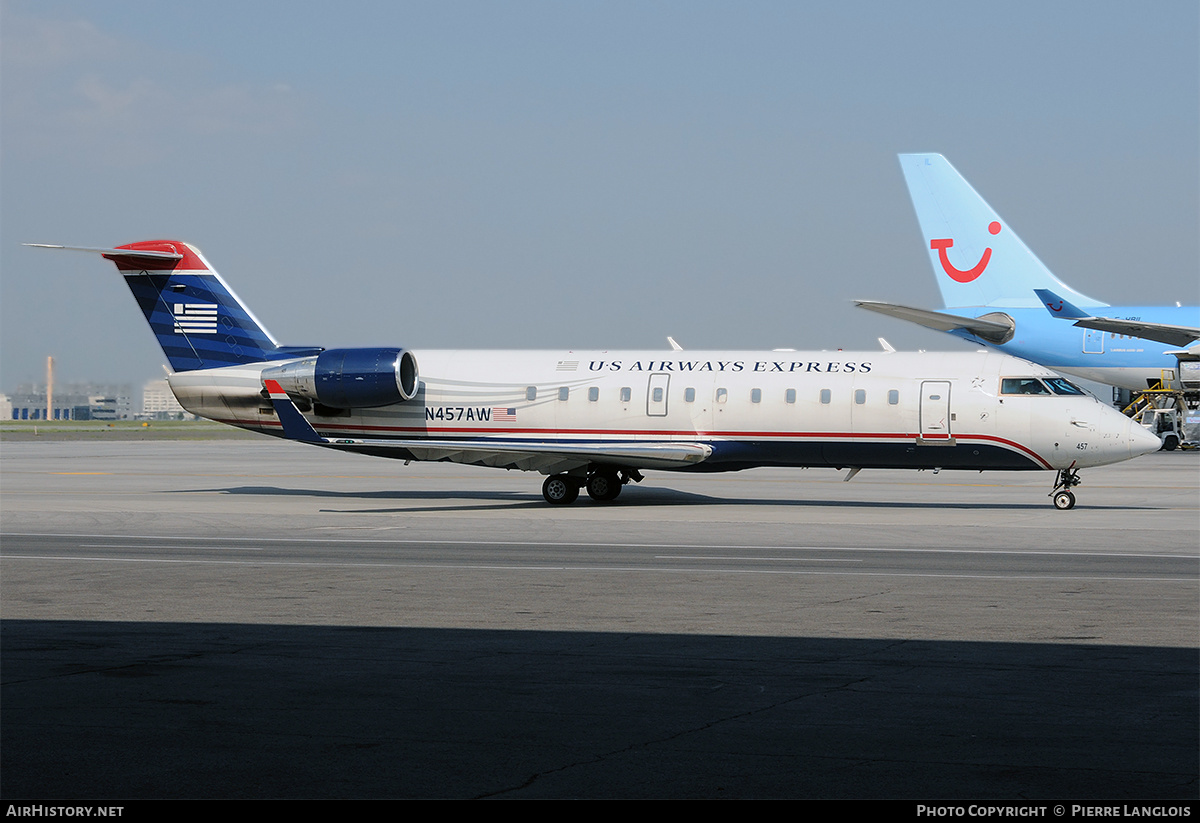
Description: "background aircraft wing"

(854, 300), (1015, 344)
(1067, 317), (1200, 348)
(1034, 289), (1200, 347)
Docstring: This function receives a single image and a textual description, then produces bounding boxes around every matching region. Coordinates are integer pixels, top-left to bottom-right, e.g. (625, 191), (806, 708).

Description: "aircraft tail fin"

(27, 241), (322, 372)
(898, 154), (1106, 310)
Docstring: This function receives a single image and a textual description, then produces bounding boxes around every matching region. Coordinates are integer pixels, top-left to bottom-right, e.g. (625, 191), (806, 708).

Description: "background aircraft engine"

(261, 347), (419, 408)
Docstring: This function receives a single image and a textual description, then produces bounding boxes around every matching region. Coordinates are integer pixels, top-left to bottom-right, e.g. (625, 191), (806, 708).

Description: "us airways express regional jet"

(30, 240), (1161, 509)
(857, 153), (1200, 391)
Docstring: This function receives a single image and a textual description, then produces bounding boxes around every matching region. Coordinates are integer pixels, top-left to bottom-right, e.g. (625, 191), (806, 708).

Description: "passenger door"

(919, 381), (952, 441)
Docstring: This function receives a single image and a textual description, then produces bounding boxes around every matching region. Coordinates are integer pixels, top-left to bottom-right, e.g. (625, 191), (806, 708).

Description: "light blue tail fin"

(29, 241), (322, 372)
(898, 154), (1107, 310)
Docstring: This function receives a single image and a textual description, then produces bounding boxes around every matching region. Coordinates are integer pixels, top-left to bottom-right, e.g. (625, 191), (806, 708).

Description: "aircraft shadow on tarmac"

(2, 619), (1195, 800)
(181, 484), (1158, 514)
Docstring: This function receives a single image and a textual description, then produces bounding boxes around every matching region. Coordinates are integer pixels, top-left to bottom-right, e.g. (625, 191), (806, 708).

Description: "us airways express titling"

(587, 360), (874, 373)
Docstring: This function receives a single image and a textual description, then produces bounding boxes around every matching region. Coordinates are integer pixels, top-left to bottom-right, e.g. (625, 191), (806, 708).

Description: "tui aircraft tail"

(898, 154), (1107, 310)
(27, 241), (321, 372)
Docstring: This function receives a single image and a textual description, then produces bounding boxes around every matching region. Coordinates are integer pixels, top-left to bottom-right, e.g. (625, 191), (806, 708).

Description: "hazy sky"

(2, 0), (1197, 387)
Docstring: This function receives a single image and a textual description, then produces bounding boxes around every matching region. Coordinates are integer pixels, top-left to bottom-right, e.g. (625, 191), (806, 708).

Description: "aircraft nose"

(1128, 420), (1162, 458)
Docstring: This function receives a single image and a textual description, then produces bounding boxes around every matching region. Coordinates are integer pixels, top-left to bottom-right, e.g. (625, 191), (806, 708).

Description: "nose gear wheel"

(1049, 464), (1081, 510)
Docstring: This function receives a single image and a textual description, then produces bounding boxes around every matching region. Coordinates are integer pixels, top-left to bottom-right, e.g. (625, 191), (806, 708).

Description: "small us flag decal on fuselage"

(173, 303), (218, 334)
(492, 407), (517, 421)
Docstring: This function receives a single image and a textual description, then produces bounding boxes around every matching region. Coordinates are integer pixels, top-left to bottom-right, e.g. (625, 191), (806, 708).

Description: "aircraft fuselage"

(168, 348), (1155, 476)
(943, 305), (1200, 389)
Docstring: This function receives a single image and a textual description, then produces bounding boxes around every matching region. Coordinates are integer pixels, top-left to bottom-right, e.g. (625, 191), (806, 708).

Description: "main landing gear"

(1049, 463), (1082, 510)
(541, 467), (643, 505)
(541, 474), (579, 505)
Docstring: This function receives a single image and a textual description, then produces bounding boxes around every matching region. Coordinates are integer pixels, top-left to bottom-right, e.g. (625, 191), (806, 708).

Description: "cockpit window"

(1001, 378), (1051, 395)
(1043, 377), (1087, 396)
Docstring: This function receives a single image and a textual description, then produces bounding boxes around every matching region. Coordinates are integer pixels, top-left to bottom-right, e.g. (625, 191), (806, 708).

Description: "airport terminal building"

(2, 383), (139, 421)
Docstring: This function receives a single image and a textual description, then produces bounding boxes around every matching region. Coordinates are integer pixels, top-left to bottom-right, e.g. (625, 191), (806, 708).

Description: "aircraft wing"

(332, 437), (713, 473)
(1068, 317), (1200, 348)
(854, 300), (1015, 343)
(264, 379), (712, 473)
(1034, 289), (1200, 348)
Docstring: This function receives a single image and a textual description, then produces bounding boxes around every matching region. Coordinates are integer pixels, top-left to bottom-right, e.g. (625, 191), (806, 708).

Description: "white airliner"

(29, 240), (1161, 509)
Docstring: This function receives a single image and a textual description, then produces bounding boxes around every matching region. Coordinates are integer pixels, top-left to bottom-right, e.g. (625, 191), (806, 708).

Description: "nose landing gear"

(1050, 463), (1081, 510)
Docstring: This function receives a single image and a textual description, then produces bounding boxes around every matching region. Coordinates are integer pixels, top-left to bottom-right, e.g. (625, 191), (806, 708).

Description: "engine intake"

(261, 347), (419, 408)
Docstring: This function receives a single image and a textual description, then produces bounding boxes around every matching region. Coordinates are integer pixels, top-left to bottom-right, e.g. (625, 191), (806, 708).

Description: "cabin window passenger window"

(820, 389), (831, 404)
(684, 387), (696, 402)
(855, 389), (866, 405)
(620, 387), (631, 402)
(652, 387), (664, 403)
(588, 387), (599, 402)
(716, 388), (728, 404)
(785, 388), (796, 404)
(558, 387), (569, 401)
(526, 386), (537, 401)
(751, 388), (761, 403)
(888, 390), (899, 405)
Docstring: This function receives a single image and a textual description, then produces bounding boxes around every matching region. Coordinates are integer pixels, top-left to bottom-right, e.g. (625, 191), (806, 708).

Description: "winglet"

(1034, 289), (1091, 320)
(264, 379), (327, 443)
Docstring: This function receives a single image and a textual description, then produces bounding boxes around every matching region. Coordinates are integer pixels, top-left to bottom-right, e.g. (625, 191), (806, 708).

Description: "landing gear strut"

(1050, 463), (1081, 510)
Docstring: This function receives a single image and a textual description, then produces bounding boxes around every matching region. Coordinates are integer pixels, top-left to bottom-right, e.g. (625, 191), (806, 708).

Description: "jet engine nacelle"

(261, 347), (419, 408)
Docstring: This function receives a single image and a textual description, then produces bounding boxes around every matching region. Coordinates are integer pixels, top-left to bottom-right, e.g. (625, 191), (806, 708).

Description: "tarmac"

(1, 438), (1197, 798)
